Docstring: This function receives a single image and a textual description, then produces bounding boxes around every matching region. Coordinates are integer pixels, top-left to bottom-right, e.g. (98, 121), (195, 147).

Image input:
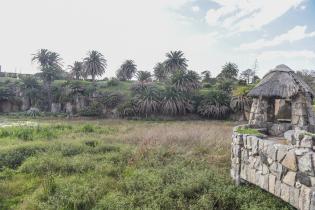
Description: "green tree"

(136, 71), (152, 83)
(217, 62), (239, 80)
(116, 60), (137, 81)
(197, 90), (230, 119)
(239, 69), (255, 84)
(32, 49), (63, 110)
(153, 62), (167, 82)
(201, 70), (212, 83)
(83, 50), (107, 82)
(68, 61), (83, 80)
(160, 87), (193, 116)
(164, 51), (188, 73)
(171, 70), (201, 92)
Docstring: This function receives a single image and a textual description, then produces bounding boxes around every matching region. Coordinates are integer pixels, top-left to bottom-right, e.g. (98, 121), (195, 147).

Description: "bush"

(81, 124), (95, 133)
(107, 78), (119, 87)
(26, 107), (40, 117)
(197, 90), (231, 119)
(79, 102), (103, 116)
(0, 143), (47, 169)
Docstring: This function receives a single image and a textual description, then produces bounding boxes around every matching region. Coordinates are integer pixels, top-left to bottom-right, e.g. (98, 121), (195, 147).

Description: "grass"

(236, 127), (264, 137)
(0, 118), (294, 210)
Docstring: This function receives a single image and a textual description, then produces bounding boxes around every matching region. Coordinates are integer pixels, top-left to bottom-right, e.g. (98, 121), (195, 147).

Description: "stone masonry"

(231, 125), (315, 210)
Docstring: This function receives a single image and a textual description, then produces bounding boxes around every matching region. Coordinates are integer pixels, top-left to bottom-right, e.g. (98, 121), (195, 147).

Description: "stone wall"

(249, 98), (269, 127)
(231, 125), (315, 210)
(291, 93), (315, 132)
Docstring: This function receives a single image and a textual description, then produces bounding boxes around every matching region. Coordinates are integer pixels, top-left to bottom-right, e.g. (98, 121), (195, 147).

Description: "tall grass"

(0, 119), (293, 210)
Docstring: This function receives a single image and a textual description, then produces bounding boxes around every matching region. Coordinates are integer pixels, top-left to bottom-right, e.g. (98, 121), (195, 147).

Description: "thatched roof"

(248, 64), (314, 98)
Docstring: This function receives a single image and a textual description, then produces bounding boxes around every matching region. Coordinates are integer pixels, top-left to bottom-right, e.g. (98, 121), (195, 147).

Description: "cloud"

(192, 6), (200, 12)
(258, 50), (315, 60)
(206, 0), (305, 32)
(239, 25), (315, 50)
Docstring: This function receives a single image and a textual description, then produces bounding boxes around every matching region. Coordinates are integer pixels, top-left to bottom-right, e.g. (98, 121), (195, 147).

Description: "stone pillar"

(249, 98), (269, 127)
(231, 129), (244, 186)
(292, 94), (309, 130)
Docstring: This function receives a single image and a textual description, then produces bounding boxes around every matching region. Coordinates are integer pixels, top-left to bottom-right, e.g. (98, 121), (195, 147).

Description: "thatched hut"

(247, 64), (315, 135)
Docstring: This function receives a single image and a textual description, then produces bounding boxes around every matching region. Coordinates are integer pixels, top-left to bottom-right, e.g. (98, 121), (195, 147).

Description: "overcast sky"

(0, 0), (314, 78)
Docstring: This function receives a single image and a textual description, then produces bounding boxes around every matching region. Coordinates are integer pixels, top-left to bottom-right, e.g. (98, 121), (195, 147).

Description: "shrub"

(160, 87), (193, 116)
(117, 100), (137, 118)
(197, 90), (231, 119)
(107, 78), (119, 87)
(81, 124), (95, 133)
(101, 92), (124, 109)
(15, 128), (34, 141)
(79, 101), (103, 116)
(26, 107), (40, 117)
(0, 143), (47, 169)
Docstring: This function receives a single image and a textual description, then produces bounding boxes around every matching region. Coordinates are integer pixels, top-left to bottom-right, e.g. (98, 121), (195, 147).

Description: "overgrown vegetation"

(0, 49), (262, 121)
(0, 119), (293, 210)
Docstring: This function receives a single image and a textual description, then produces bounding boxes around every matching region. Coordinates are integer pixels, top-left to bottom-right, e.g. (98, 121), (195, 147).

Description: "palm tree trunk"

(47, 81), (52, 111)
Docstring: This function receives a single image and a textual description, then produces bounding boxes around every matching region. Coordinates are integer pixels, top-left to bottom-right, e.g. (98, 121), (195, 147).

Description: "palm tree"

(197, 90), (231, 119)
(116, 60), (137, 81)
(68, 61), (83, 80)
(171, 70), (201, 92)
(83, 50), (107, 82)
(164, 51), (188, 73)
(134, 86), (160, 117)
(153, 62), (167, 82)
(32, 49), (63, 110)
(136, 71), (152, 83)
(201, 71), (212, 83)
(217, 62), (239, 80)
(160, 87), (193, 116)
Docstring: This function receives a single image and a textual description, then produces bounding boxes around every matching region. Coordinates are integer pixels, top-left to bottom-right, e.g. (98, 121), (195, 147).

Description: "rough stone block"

(266, 144), (277, 161)
(251, 137), (259, 155)
(284, 130), (295, 145)
(280, 183), (290, 202)
(295, 148), (312, 156)
(269, 174), (276, 195)
(275, 179), (282, 197)
(282, 171), (296, 187)
(296, 172), (311, 187)
(276, 144), (287, 162)
(234, 135), (243, 145)
(298, 152), (315, 176)
(270, 162), (285, 180)
(299, 185), (311, 210)
(281, 151), (297, 171)
(289, 187), (300, 209)
(262, 164), (269, 175)
(301, 135), (314, 148)
(259, 174), (269, 191)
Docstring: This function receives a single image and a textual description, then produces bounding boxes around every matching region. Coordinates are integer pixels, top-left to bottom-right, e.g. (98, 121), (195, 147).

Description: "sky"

(0, 0), (314, 78)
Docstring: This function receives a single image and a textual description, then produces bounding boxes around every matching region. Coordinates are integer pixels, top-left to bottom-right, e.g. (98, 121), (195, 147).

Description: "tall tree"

(201, 70), (212, 83)
(68, 61), (83, 80)
(240, 69), (255, 84)
(32, 49), (63, 110)
(153, 62), (167, 82)
(217, 62), (239, 80)
(136, 71), (152, 83)
(116, 60), (137, 81)
(164, 51), (188, 73)
(83, 50), (107, 82)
